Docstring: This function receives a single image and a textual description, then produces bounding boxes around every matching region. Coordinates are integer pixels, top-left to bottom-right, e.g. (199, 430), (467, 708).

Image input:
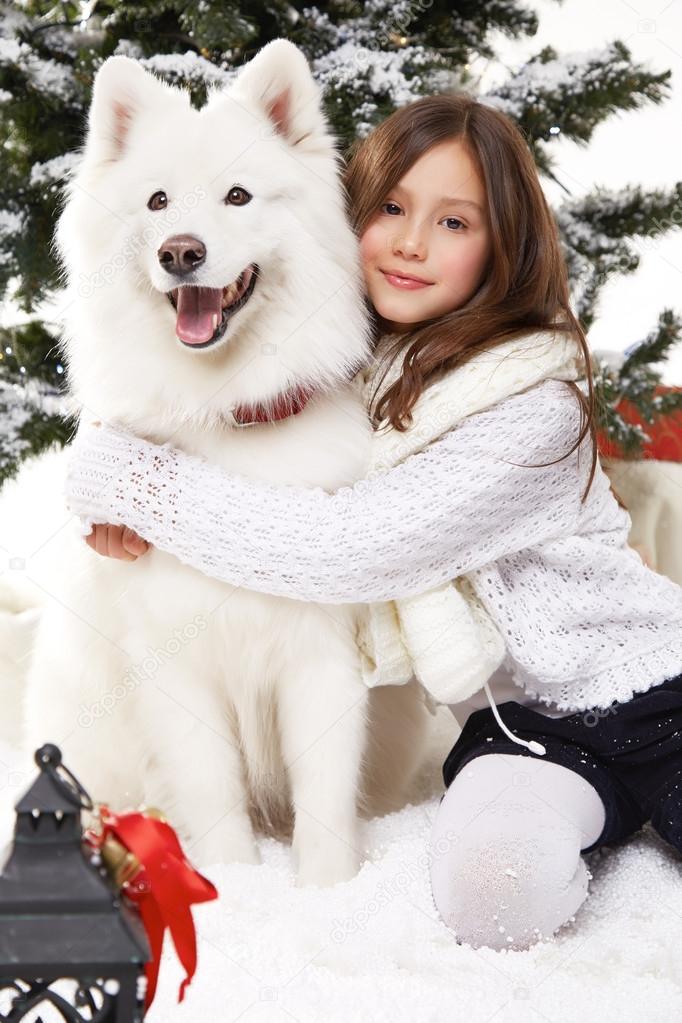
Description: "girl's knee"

(430, 834), (590, 950)
(428, 768), (592, 951)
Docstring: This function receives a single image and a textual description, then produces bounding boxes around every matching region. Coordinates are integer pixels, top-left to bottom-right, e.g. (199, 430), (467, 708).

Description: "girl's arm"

(65, 380), (584, 604)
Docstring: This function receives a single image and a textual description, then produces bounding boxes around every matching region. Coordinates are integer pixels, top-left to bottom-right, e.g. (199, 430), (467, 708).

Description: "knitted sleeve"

(64, 379), (583, 604)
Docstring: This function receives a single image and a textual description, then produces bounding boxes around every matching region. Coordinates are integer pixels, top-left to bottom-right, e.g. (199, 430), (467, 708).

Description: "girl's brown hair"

(342, 94), (598, 503)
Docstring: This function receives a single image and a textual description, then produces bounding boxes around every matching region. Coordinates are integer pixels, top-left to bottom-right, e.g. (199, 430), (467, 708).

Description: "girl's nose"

(392, 221), (427, 260)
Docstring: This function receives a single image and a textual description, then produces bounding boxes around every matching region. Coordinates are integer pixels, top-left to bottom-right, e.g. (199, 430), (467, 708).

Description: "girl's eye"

(380, 203), (465, 231)
(442, 217), (465, 231)
(148, 190), (167, 211)
(226, 186), (252, 206)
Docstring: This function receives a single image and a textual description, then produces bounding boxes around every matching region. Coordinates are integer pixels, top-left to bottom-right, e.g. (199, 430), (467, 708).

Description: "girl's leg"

(428, 753), (606, 951)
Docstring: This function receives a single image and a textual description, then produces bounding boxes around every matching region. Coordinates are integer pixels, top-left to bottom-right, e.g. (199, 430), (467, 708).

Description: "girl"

(65, 94), (682, 952)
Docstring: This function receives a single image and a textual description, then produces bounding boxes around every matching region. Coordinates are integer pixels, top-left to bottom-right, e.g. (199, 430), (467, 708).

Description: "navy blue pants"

(441, 671), (682, 854)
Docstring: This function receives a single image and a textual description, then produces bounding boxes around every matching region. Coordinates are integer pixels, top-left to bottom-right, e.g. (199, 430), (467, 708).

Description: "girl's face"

(359, 138), (491, 332)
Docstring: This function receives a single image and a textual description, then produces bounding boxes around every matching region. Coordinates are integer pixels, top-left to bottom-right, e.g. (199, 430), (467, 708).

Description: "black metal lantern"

(0, 744), (150, 1021)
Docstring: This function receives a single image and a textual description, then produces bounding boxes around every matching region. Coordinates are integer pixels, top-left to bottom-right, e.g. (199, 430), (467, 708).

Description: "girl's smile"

(380, 268), (434, 289)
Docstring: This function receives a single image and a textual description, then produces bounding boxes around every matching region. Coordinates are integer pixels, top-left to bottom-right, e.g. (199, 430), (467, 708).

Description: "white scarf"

(354, 326), (584, 706)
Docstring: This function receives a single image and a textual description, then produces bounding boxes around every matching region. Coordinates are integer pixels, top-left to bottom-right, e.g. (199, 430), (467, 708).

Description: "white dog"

(0, 40), (430, 884)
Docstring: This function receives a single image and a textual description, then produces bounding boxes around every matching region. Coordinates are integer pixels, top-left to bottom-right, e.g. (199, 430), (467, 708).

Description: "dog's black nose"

(158, 234), (206, 275)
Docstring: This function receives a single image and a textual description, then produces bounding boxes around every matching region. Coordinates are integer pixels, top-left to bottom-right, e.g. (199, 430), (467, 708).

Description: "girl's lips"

(380, 270), (433, 290)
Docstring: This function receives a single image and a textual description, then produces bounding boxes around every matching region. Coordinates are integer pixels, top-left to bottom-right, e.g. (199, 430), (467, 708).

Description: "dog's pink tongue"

(175, 287), (223, 344)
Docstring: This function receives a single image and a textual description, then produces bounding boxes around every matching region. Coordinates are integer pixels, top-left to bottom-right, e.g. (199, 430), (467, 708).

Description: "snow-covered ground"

(2, 710), (682, 1023)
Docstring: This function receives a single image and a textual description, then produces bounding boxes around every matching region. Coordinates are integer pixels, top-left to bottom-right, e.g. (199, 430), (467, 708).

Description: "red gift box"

(597, 385), (682, 463)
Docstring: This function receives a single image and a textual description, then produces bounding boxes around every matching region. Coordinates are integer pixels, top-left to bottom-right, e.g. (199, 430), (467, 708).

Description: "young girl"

(65, 94), (682, 952)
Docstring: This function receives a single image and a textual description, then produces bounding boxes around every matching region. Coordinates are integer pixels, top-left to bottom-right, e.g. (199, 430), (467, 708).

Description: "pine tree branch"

(483, 41), (671, 174)
(1, 0), (680, 479)
(593, 310), (682, 457)
(557, 183), (682, 326)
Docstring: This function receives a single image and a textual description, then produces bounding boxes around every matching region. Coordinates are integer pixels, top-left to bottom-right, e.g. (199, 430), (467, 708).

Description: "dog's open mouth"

(167, 264), (258, 348)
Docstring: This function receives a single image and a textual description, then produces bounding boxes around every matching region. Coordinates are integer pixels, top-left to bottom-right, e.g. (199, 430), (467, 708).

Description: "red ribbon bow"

(87, 807), (218, 1010)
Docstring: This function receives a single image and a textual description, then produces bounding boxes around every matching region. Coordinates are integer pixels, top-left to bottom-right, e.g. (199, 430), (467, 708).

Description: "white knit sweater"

(352, 327), (584, 707)
(64, 377), (682, 714)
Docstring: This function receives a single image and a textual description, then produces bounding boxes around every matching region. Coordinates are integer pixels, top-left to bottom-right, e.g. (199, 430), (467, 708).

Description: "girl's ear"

(85, 56), (189, 165)
(227, 38), (328, 150)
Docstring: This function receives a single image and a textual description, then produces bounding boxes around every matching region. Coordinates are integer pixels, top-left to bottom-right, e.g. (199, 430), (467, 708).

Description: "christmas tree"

(1, 0), (681, 482)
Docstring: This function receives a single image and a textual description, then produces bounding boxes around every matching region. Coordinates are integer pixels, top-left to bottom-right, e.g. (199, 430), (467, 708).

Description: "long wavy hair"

(342, 94), (598, 503)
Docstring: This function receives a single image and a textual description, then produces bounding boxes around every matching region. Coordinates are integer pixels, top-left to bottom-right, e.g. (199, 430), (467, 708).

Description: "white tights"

(428, 753), (607, 951)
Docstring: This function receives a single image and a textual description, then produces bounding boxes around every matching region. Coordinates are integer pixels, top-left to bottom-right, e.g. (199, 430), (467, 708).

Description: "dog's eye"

(148, 191), (168, 211)
(225, 186), (252, 206)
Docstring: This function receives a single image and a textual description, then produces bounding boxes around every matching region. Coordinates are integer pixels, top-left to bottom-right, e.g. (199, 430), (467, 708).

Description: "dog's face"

(55, 41), (370, 426)
(90, 71), (316, 353)
(124, 106), (272, 353)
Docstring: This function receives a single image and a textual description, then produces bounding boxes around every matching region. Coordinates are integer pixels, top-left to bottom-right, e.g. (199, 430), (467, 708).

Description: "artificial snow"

(29, 153), (81, 189)
(483, 43), (638, 122)
(0, 379), (68, 480)
(140, 51), (236, 90)
(1, 707), (681, 1023)
(0, 37), (77, 104)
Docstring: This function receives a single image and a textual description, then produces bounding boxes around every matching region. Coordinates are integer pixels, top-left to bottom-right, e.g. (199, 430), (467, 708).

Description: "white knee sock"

(428, 752), (606, 951)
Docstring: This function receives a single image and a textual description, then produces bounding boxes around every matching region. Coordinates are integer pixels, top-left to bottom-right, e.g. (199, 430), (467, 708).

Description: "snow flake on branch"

(483, 40), (670, 170)
(484, 45), (616, 119)
(139, 51), (236, 89)
(561, 182), (682, 242)
(556, 182), (682, 325)
(29, 153), (81, 188)
(0, 37), (78, 104)
(313, 39), (440, 136)
(0, 209), (24, 241)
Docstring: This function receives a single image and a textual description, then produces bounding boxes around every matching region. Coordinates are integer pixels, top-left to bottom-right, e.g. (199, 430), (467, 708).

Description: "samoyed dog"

(0, 40), (431, 884)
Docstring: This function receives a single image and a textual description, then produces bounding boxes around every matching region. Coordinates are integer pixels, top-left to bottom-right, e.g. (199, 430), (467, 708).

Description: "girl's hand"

(85, 524), (151, 561)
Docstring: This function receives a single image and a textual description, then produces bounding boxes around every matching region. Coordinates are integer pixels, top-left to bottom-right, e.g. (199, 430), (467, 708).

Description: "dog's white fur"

(0, 40), (430, 884)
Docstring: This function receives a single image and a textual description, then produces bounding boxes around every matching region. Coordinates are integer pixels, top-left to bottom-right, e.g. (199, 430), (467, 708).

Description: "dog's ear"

(84, 56), (188, 164)
(229, 39), (327, 149)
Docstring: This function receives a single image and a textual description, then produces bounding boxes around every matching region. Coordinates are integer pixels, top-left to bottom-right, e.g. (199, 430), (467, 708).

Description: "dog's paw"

(189, 824), (262, 869)
(295, 846), (361, 888)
